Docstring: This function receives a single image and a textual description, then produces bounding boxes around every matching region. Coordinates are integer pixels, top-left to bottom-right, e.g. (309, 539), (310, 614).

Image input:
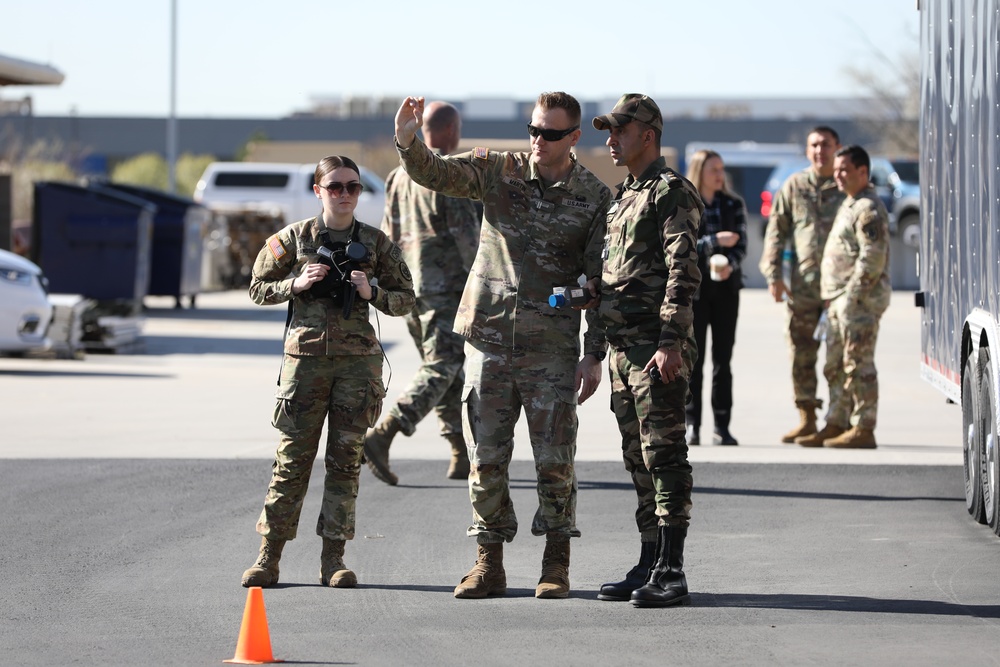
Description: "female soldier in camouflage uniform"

(241, 155), (415, 588)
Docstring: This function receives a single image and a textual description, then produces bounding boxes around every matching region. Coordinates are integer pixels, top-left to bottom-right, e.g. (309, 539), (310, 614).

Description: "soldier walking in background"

(364, 101), (481, 484)
(805, 144), (891, 449)
(394, 92), (610, 600)
(759, 126), (844, 444)
(592, 94), (704, 607)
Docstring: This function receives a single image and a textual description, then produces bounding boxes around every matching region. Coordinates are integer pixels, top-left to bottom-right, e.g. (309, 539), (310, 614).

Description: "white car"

(0, 248), (52, 354)
(193, 162), (386, 227)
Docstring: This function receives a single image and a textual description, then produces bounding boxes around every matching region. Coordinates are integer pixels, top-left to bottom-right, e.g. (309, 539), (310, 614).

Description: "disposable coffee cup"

(709, 254), (729, 281)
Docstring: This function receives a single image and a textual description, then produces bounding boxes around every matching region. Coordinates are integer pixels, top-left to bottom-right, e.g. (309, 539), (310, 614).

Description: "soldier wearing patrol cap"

(593, 94), (704, 607)
(394, 92), (611, 600)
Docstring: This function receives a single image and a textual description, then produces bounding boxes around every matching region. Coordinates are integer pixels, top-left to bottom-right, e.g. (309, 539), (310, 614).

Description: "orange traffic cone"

(224, 586), (283, 664)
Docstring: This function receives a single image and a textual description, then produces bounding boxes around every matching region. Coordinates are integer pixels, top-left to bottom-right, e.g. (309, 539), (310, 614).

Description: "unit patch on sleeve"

(473, 146), (489, 161)
(267, 235), (287, 261)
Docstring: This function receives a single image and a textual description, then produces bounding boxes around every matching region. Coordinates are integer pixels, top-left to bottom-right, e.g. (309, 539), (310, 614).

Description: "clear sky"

(2, 0), (920, 118)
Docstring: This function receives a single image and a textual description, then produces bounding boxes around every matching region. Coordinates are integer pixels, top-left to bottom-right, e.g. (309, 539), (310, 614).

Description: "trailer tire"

(978, 348), (1000, 534)
(963, 353), (986, 523)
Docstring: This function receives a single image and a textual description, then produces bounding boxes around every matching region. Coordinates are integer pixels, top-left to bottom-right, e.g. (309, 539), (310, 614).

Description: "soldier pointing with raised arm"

(394, 93), (610, 600)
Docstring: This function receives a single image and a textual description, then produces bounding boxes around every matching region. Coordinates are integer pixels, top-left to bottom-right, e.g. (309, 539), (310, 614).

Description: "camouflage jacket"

(820, 185), (891, 312)
(397, 136), (611, 356)
(382, 163), (481, 297)
(250, 216), (415, 356)
(598, 157), (704, 351)
(759, 168), (845, 300)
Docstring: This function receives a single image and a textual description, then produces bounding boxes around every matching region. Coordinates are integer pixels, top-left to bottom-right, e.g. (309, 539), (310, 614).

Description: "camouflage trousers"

(785, 293), (825, 410)
(388, 293), (465, 438)
(823, 294), (884, 430)
(610, 342), (695, 536)
(462, 339), (581, 544)
(256, 353), (385, 542)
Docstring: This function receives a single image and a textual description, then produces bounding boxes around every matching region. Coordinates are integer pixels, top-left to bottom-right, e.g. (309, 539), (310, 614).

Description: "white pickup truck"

(193, 162), (386, 226)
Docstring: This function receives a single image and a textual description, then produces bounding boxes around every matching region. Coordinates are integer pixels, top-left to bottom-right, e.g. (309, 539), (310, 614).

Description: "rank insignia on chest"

(473, 146), (489, 161)
(267, 236), (287, 261)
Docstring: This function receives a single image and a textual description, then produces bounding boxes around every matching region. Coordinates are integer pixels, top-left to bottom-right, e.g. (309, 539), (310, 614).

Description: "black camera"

(309, 241), (370, 318)
(548, 285), (590, 309)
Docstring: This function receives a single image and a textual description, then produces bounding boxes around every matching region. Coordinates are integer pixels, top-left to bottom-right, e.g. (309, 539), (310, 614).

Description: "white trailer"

(917, 0), (1000, 533)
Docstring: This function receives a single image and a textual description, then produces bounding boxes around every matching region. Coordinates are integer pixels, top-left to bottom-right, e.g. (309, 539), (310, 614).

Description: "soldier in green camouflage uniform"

(395, 93), (610, 600)
(809, 145), (891, 449)
(241, 156), (415, 589)
(759, 126), (844, 444)
(592, 95), (704, 608)
(365, 102), (481, 485)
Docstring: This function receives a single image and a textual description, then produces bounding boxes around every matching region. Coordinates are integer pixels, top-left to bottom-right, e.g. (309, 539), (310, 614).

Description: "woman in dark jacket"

(684, 150), (748, 445)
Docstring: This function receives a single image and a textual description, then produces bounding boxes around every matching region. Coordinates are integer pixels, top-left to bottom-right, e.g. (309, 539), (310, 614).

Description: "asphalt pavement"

(1, 288), (997, 666)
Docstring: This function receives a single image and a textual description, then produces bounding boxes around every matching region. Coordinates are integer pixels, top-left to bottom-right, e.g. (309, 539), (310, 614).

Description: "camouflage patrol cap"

(592, 94), (663, 132)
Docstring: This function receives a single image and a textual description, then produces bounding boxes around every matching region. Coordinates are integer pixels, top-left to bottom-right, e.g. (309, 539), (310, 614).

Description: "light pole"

(166, 0), (178, 193)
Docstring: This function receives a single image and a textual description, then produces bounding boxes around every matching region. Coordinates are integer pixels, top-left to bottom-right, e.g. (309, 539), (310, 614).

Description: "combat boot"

(444, 433), (470, 479)
(364, 415), (400, 486)
(598, 540), (656, 601)
(823, 426), (877, 449)
(241, 537), (284, 588)
(781, 407), (817, 443)
(535, 536), (571, 599)
(630, 524), (691, 608)
(796, 423), (847, 447)
(454, 542), (506, 599)
(319, 537), (357, 588)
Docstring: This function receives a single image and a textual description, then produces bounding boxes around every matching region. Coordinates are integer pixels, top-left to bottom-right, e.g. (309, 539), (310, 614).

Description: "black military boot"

(630, 524), (690, 608)
(597, 540), (656, 601)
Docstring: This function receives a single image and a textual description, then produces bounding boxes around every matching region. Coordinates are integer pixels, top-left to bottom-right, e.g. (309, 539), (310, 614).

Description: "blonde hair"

(685, 149), (736, 199)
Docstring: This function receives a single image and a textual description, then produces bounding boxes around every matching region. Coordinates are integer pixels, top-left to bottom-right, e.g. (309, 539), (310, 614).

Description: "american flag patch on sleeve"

(267, 236), (287, 261)
(473, 146), (489, 160)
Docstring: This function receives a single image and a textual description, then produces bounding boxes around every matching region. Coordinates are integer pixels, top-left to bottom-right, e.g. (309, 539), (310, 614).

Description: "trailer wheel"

(963, 354), (986, 523)
(979, 348), (1000, 534)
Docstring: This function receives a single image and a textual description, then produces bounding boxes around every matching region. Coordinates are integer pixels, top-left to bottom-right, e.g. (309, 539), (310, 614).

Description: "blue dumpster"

(99, 183), (208, 307)
(32, 181), (154, 305)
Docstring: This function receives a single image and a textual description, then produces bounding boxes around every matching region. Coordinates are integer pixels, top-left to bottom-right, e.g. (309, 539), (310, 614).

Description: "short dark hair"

(809, 125), (841, 145)
(536, 91), (581, 127)
(315, 155), (360, 184)
(635, 120), (662, 147)
(835, 144), (870, 172)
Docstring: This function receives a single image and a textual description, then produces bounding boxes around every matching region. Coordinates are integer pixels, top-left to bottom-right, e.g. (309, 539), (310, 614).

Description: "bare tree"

(842, 26), (920, 156)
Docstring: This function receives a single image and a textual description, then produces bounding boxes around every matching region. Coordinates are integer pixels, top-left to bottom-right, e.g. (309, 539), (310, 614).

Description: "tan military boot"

(319, 537), (357, 588)
(782, 407), (817, 443)
(444, 433), (470, 479)
(535, 537), (571, 599)
(823, 427), (877, 449)
(796, 423), (847, 447)
(241, 537), (284, 588)
(454, 543), (506, 599)
(364, 415), (400, 486)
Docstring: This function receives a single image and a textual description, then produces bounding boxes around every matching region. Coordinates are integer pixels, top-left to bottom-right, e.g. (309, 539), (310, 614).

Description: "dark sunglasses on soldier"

(318, 181), (364, 196)
(526, 123), (579, 142)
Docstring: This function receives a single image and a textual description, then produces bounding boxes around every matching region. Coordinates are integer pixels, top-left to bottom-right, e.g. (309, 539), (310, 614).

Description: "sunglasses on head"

(526, 123), (579, 142)
(318, 181), (364, 196)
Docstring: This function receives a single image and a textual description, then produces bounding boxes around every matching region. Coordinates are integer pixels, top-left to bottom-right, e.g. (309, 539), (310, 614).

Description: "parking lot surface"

(2, 288), (995, 666)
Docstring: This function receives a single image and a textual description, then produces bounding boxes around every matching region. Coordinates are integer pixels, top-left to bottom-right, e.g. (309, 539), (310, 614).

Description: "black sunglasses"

(318, 181), (364, 196)
(526, 123), (579, 142)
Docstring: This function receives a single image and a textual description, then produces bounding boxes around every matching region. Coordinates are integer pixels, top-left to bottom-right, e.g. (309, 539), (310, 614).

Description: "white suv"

(193, 162), (386, 226)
